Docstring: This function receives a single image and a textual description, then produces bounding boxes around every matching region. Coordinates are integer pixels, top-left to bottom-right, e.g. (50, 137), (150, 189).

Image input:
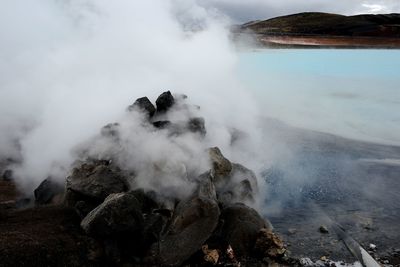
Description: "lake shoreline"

(257, 35), (400, 49)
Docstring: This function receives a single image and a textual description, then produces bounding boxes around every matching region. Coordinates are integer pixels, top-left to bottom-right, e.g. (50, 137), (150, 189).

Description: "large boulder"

(66, 161), (129, 203)
(208, 148), (258, 205)
(216, 203), (267, 257)
(81, 192), (144, 238)
(217, 163), (258, 205)
(128, 97), (156, 118)
(155, 91), (175, 113)
(145, 175), (220, 266)
(34, 178), (64, 205)
(65, 161), (129, 218)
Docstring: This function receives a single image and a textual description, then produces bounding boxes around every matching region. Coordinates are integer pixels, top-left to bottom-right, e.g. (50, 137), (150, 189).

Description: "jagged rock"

(225, 163), (258, 204)
(156, 91), (175, 113)
(128, 97), (156, 118)
(209, 147), (232, 182)
(254, 228), (285, 258)
(152, 120), (171, 129)
(100, 123), (120, 138)
(216, 203), (267, 257)
(81, 192), (144, 237)
(208, 148), (258, 205)
(187, 117), (206, 136)
(34, 178), (65, 205)
(145, 175), (220, 266)
(66, 161), (129, 203)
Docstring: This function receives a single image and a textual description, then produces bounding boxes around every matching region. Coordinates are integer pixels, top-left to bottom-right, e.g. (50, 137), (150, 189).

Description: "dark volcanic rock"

(187, 117), (206, 136)
(65, 161), (129, 207)
(34, 178), (65, 205)
(152, 120), (171, 129)
(145, 176), (220, 266)
(129, 188), (164, 214)
(217, 203), (266, 257)
(156, 91), (175, 113)
(128, 97), (156, 118)
(100, 123), (120, 138)
(81, 192), (144, 238)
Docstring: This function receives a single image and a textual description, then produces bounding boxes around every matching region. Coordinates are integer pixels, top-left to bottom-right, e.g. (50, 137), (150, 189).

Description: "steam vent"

(0, 92), (290, 267)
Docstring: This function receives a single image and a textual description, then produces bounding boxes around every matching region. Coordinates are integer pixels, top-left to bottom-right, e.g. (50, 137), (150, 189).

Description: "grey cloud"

(197, 0), (400, 23)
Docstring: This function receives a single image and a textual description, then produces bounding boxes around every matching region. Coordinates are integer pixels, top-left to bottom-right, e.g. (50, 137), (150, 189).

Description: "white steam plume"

(0, 0), (265, 200)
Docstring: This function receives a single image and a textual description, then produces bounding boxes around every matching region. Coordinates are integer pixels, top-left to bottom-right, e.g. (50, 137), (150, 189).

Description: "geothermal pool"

(239, 49), (400, 146)
(238, 49), (400, 263)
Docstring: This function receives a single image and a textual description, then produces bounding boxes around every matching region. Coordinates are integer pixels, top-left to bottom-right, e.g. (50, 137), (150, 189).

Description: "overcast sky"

(197, 0), (400, 23)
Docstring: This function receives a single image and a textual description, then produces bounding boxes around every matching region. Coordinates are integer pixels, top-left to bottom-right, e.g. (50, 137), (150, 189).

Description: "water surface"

(238, 49), (400, 145)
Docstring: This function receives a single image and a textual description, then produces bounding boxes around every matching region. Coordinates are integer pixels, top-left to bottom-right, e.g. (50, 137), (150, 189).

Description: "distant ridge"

(235, 12), (400, 48)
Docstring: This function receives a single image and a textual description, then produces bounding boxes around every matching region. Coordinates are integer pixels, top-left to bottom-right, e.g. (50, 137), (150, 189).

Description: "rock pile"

(33, 91), (286, 266)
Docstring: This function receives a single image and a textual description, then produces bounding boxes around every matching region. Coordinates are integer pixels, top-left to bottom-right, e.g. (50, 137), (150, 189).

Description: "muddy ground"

(0, 181), (103, 267)
(261, 119), (400, 266)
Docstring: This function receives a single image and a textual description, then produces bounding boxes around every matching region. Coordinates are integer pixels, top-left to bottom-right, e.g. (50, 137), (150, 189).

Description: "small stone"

(319, 225), (329, 234)
(320, 256), (327, 261)
(202, 245), (219, 265)
(288, 228), (297, 235)
(369, 243), (377, 250)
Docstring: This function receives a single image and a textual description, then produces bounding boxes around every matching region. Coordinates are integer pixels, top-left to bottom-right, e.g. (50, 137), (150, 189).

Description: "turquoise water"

(238, 49), (400, 145)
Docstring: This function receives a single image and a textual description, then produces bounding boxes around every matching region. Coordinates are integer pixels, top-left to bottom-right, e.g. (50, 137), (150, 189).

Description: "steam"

(0, 1), (265, 199)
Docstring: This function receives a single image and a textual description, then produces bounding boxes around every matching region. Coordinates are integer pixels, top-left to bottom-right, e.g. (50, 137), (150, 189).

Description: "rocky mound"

(29, 91), (288, 266)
